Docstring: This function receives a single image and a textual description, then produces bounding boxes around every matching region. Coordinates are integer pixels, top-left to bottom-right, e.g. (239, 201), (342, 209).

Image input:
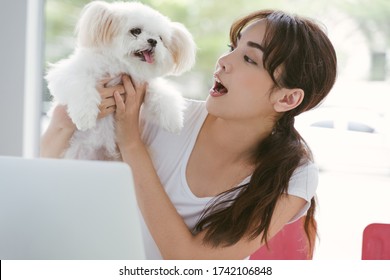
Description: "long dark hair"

(194, 10), (337, 256)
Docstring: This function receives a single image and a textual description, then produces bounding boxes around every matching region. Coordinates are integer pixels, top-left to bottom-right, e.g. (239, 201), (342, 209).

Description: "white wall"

(0, 0), (43, 157)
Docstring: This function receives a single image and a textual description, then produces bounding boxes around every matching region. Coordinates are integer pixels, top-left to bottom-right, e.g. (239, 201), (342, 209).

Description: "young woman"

(41, 10), (337, 259)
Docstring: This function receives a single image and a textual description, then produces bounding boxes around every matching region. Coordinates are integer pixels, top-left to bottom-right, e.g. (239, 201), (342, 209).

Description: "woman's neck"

(197, 114), (274, 165)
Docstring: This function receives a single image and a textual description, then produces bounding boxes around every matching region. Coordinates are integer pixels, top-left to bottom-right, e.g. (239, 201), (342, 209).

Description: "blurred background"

(44, 0), (390, 173)
(44, 0), (390, 98)
(39, 0), (390, 259)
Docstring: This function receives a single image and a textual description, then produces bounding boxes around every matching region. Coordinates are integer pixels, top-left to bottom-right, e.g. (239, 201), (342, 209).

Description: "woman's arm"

(114, 75), (307, 259)
(121, 139), (306, 259)
(40, 105), (76, 158)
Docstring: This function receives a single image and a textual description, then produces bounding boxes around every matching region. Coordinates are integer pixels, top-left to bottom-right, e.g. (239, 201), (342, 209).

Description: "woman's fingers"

(122, 75), (136, 100)
(97, 77), (125, 99)
(97, 92), (126, 119)
(113, 75), (147, 148)
(122, 75), (147, 109)
(96, 77), (127, 119)
(99, 77), (113, 86)
(99, 93), (126, 108)
(114, 91), (126, 114)
(99, 84), (125, 99)
(96, 74), (145, 119)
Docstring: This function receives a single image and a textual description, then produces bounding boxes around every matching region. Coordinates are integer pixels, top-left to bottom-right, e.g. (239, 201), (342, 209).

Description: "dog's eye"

(130, 28), (142, 36)
(159, 36), (163, 42)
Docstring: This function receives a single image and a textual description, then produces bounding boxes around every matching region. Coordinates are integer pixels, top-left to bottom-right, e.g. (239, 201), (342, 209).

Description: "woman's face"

(206, 20), (280, 123)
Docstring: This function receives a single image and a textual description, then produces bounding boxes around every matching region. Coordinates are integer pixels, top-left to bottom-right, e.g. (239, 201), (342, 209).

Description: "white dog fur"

(45, 1), (196, 160)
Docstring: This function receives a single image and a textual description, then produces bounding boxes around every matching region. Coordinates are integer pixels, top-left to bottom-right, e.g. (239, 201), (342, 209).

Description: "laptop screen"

(0, 156), (145, 259)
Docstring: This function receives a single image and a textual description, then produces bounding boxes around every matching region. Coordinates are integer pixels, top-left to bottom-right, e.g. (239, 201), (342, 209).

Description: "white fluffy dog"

(46, 1), (196, 160)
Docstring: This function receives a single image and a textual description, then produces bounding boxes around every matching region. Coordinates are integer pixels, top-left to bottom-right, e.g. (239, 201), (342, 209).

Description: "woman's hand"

(113, 75), (147, 150)
(96, 78), (126, 119)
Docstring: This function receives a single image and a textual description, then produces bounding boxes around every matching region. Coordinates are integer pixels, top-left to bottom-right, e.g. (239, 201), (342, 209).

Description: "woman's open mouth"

(210, 75), (228, 97)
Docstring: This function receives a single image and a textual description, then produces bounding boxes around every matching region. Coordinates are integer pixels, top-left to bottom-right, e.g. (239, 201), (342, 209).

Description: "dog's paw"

(160, 112), (184, 134)
(69, 109), (98, 131)
(144, 78), (185, 134)
(77, 118), (96, 131)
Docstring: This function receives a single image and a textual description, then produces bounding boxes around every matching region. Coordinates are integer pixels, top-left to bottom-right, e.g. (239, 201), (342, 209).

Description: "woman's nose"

(217, 54), (232, 73)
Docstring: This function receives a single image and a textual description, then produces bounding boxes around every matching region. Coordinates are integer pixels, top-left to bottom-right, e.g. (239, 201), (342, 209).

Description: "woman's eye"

(244, 55), (257, 65)
(227, 44), (234, 52)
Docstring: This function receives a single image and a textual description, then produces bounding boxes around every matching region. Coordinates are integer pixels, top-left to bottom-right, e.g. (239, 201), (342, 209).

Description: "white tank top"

(139, 99), (318, 259)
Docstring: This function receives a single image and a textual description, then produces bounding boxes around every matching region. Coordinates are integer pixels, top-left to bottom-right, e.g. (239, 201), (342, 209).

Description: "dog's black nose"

(148, 39), (157, 47)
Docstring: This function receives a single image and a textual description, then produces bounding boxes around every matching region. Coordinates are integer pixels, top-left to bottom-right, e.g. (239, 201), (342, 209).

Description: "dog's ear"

(76, 1), (119, 47)
(168, 22), (197, 75)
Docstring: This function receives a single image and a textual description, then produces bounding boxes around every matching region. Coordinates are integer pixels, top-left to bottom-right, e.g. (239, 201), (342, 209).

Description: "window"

(311, 120), (335, 129)
(347, 122), (375, 133)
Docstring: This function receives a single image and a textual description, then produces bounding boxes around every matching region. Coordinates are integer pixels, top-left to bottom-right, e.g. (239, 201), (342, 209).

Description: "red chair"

(250, 216), (314, 260)
(362, 223), (390, 260)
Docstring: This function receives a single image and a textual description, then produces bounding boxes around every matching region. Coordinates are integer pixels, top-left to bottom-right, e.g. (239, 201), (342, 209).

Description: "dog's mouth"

(133, 48), (155, 64)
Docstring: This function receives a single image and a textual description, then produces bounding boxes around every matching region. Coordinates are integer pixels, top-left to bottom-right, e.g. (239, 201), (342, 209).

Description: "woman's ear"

(273, 88), (304, 112)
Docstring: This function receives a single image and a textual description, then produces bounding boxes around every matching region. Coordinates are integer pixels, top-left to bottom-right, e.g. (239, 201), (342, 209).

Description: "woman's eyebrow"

(247, 41), (265, 52)
(236, 33), (265, 52)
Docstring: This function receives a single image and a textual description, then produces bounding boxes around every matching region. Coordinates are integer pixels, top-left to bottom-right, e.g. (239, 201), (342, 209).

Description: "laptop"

(0, 156), (145, 260)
